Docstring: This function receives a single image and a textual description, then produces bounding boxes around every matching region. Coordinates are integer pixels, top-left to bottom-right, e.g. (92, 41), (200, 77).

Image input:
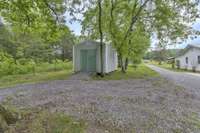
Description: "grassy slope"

(0, 70), (73, 89)
(93, 64), (159, 80)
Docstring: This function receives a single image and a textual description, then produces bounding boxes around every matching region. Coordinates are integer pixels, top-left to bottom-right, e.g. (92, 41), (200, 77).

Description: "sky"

(66, 21), (82, 36)
(65, 11), (83, 36)
(65, 14), (200, 50)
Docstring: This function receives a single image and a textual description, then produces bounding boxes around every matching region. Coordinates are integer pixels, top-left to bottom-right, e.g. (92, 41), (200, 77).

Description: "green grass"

(185, 112), (200, 130)
(0, 70), (73, 89)
(0, 59), (73, 78)
(0, 61), (73, 88)
(0, 105), (86, 133)
(93, 64), (159, 80)
(149, 61), (187, 72)
(17, 111), (86, 133)
(36, 61), (73, 73)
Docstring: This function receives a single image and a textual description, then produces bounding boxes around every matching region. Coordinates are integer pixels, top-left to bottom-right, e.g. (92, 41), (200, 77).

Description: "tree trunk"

(118, 55), (122, 68)
(98, 0), (104, 77)
(62, 48), (65, 61)
(120, 56), (126, 73)
(172, 59), (175, 69)
(125, 58), (129, 70)
(158, 60), (162, 65)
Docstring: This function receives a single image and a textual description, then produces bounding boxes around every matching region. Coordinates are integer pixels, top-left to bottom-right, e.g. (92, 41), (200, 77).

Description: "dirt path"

(147, 64), (200, 97)
(0, 77), (200, 132)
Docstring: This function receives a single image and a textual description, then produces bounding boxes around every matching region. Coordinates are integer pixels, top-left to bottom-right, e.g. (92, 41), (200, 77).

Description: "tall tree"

(98, 0), (104, 76)
(0, 0), (75, 62)
(0, 0), (68, 43)
(81, 0), (199, 72)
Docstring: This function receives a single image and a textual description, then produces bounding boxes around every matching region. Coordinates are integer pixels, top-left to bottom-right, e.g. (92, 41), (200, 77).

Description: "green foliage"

(186, 113), (200, 130)
(149, 61), (189, 72)
(0, 70), (72, 88)
(144, 49), (181, 61)
(0, 50), (73, 88)
(0, 1), (75, 72)
(0, 51), (72, 78)
(129, 22), (150, 65)
(0, 51), (34, 76)
(22, 111), (86, 133)
(80, 0), (199, 72)
(0, 0), (67, 43)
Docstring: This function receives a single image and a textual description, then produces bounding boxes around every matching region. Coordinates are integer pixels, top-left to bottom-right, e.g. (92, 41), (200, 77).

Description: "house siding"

(175, 48), (200, 71)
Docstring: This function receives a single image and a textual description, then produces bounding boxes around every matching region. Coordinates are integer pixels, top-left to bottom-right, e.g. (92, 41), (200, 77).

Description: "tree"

(80, 0), (199, 72)
(70, 0), (106, 76)
(98, 0), (104, 76)
(0, 0), (70, 43)
(54, 27), (76, 61)
(0, 0), (75, 63)
(0, 24), (19, 61)
(154, 42), (167, 64)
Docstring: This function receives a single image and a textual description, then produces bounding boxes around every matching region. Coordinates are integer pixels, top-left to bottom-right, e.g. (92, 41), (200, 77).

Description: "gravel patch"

(147, 64), (200, 97)
(0, 78), (200, 133)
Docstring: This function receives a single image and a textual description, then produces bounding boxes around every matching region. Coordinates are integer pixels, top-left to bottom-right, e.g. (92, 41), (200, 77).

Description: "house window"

(185, 57), (188, 64)
(198, 56), (200, 64)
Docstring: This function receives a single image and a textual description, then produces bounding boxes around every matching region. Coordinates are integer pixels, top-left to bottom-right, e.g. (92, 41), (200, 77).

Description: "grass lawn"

(0, 70), (73, 89)
(0, 61), (73, 88)
(148, 61), (187, 72)
(93, 64), (159, 80)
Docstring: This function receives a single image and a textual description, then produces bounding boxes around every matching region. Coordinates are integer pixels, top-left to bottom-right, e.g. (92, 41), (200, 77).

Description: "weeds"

(0, 105), (86, 133)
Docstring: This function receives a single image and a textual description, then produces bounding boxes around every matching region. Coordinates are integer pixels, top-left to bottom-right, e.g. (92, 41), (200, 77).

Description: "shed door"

(80, 49), (96, 72)
(80, 50), (87, 71)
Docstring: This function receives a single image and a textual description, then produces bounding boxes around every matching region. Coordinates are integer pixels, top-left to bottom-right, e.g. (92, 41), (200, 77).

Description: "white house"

(175, 44), (200, 71)
(73, 40), (118, 73)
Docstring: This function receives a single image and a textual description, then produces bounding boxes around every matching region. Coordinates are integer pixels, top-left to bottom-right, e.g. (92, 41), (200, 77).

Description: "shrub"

(0, 51), (72, 77)
(1, 106), (86, 133)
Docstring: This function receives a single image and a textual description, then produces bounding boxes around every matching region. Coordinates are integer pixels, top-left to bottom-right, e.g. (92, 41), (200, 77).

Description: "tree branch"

(109, 0), (117, 45)
(43, 0), (59, 22)
(124, 0), (152, 40)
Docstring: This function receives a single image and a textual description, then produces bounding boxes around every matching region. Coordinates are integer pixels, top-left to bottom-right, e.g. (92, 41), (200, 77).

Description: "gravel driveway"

(1, 76), (200, 132)
(147, 64), (200, 97)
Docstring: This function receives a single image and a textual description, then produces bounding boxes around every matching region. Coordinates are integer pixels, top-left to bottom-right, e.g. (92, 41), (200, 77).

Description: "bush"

(0, 105), (85, 133)
(0, 51), (72, 77)
(36, 60), (72, 73)
(0, 52), (16, 76)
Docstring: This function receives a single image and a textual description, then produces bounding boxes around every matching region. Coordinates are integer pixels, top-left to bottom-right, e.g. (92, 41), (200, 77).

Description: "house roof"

(176, 44), (200, 58)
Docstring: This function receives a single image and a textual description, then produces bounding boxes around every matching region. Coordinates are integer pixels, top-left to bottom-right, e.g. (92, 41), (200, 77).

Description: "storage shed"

(73, 40), (118, 73)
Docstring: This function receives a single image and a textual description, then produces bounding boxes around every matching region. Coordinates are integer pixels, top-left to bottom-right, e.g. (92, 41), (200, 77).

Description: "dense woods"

(0, 22), (75, 77)
(0, 0), (76, 77)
